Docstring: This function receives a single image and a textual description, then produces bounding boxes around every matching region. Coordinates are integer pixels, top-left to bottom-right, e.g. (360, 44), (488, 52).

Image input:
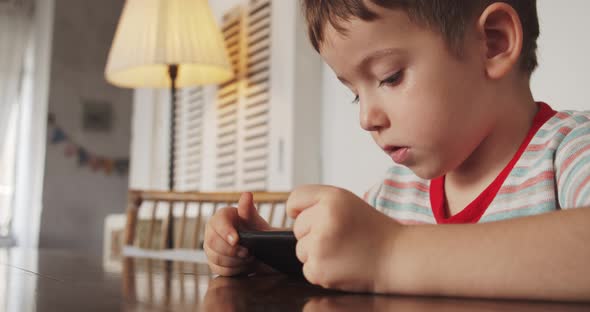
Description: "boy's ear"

(476, 2), (523, 80)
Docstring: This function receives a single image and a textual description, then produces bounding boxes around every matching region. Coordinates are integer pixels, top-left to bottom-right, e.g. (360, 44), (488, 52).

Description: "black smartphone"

(237, 230), (303, 276)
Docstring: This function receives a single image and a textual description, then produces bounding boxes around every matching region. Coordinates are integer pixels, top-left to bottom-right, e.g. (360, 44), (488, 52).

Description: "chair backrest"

(124, 190), (291, 251)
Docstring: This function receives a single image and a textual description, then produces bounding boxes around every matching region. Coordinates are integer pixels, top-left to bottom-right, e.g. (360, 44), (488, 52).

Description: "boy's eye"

(378, 70), (403, 87)
(351, 95), (360, 104)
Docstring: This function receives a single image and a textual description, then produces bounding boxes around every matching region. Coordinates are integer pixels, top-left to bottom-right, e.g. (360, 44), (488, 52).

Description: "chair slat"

(212, 203), (221, 215)
(192, 202), (203, 249)
(136, 190), (289, 203)
(281, 209), (288, 228)
(125, 192), (142, 246)
(268, 202), (276, 226)
(147, 201), (159, 249)
(124, 190), (290, 256)
(160, 201), (174, 249)
(177, 202), (188, 248)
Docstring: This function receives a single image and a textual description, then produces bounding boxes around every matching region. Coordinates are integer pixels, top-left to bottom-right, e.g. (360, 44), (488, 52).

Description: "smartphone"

(237, 230), (303, 276)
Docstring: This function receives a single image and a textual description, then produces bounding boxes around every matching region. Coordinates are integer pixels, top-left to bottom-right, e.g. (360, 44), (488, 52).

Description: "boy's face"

(320, 5), (496, 179)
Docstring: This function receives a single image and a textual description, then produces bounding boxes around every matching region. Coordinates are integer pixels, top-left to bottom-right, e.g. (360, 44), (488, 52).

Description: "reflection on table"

(2, 249), (588, 311)
(122, 256), (590, 312)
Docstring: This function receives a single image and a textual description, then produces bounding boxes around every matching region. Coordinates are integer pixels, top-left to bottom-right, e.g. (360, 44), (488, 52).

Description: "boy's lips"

(382, 145), (410, 164)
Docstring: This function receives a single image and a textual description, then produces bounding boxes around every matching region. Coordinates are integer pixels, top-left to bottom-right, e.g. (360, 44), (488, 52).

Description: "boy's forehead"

(322, 7), (413, 44)
(319, 8), (417, 75)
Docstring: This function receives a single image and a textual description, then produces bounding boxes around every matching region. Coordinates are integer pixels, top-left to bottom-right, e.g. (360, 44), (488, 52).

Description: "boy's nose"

(360, 100), (388, 132)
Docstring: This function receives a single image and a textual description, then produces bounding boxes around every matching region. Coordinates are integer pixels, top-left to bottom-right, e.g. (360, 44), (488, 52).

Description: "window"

(173, 87), (205, 191)
(0, 1), (33, 242)
(0, 104), (18, 238)
(216, 0), (272, 191)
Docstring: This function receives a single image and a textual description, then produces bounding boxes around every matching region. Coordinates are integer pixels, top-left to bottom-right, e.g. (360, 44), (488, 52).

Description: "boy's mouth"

(382, 145), (404, 152)
(382, 145), (410, 163)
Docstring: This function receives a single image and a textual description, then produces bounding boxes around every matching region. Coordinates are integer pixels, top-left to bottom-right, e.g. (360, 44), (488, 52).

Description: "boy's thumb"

(237, 192), (270, 230)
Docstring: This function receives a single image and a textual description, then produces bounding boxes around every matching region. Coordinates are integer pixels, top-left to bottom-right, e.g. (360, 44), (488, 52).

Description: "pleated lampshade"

(105, 0), (234, 88)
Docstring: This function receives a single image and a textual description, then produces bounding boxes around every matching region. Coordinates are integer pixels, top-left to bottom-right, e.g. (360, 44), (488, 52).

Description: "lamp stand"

(168, 64), (178, 191)
(166, 64), (178, 251)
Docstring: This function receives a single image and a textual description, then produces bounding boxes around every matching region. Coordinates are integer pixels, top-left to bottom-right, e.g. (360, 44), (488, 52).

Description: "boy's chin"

(406, 164), (445, 180)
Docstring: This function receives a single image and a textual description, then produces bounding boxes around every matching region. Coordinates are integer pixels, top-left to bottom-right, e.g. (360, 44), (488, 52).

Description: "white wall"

(321, 1), (590, 196)
(531, 0), (590, 111)
(320, 69), (391, 196)
(39, 0), (132, 255)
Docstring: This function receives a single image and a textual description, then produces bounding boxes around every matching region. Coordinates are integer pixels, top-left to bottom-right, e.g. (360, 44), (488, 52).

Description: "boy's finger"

(210, 207), (240, 246)
(293, 207), (313, 240)
(206, 223), (249, 257)
(237, 192), (255, 221)
(295, 234), (310, 264)
(286, 185), (326, 219)
(237, 192), (271, 230)
(204, 245), (252, 268)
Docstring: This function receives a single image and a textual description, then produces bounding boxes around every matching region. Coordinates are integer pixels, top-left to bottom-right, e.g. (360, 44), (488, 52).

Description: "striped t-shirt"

(364, 102), (590, 224)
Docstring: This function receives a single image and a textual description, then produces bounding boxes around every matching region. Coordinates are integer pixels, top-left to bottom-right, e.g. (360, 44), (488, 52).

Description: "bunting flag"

(47, 114), (129, 176)
(51, 128), (67, 144)
(115, 159), (130, 174)
(88, 156), (101, 171)
(64, 143), (77, 157)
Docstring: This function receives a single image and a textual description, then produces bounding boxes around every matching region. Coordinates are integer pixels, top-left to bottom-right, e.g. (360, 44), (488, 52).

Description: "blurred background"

(0, 0), (589, 259)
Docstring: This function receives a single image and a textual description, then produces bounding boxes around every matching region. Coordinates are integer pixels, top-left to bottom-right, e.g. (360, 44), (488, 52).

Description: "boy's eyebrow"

(337, 48), (404, 84)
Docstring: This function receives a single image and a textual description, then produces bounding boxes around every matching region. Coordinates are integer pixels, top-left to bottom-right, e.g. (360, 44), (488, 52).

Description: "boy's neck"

(445, 79), (538, 204)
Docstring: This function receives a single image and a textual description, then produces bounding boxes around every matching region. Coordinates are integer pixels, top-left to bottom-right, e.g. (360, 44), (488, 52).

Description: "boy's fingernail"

(227, 234), (235, 245)
(238, 248), (248, 258)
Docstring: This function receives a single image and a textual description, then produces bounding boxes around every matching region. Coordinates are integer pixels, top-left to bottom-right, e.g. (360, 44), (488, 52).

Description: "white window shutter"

(174, 86), (205, 191)
(215, 0), (272, 191)
(241, 0), (271, 191)
(216, 7), (242, 190)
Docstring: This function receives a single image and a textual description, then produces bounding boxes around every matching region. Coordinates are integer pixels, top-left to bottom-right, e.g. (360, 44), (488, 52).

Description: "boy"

(204, 0), (590, 301)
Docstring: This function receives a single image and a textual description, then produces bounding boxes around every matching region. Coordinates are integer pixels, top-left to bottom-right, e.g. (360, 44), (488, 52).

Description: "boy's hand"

(287, 185), (402, 293)
(204, 192), (272, 276)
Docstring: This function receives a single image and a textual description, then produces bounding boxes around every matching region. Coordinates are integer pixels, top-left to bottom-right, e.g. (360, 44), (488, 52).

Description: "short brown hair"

(302, 0), (539, 73)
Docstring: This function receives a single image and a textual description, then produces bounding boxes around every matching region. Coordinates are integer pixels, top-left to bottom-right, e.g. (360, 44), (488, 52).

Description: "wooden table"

(0, 248), (589, 311)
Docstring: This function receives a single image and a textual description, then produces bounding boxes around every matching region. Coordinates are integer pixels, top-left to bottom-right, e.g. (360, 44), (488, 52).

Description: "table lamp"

(105, 0), (233, 190)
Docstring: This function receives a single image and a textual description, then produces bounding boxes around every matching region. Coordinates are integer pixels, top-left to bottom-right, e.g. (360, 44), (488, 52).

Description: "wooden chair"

(123, 190), (291, 261)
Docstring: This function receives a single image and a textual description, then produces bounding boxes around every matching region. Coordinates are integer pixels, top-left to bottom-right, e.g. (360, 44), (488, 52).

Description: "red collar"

(429, 102), (557, 224)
